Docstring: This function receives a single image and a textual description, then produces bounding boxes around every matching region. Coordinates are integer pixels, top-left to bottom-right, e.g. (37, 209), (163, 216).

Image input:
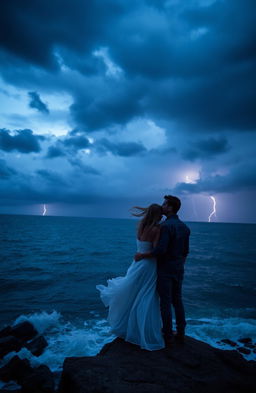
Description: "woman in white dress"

(96, 204), (165, 351)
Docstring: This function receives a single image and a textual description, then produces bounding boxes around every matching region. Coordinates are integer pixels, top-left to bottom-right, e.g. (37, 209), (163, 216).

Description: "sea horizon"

(1, 212), (255, 225)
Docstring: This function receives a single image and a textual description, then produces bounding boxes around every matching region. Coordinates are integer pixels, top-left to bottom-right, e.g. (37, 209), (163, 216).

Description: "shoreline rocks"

(58, 335), (256, 393)
(0, 321), (55, 392)
(0, 320), (255, 393)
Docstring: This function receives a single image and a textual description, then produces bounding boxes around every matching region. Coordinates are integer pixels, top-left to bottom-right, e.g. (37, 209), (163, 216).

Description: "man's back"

(152, 214), (190, 274)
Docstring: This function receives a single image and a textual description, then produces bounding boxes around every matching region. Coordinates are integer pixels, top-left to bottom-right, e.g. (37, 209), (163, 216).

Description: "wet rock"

(0, 326), (12, 338)
(244, 343), (255, 349)
(58, 336), (256, 393)
(0, 356), (55, 392)
(25, 335), (48, 356)
(0, 322), (38, 343)
(0, 355), (33, 383)
(10, 321), (38, 342)
(0, 336), (24, 359)
(21, 364), (55, 393)
(220, 339), (237, 347)
(237, 346), (251, 355)
(238, 337), (252, 344)
(0, 381), (21, 392)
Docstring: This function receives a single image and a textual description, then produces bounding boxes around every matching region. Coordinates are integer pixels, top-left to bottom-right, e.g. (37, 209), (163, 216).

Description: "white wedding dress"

(96, 239), (165, 350)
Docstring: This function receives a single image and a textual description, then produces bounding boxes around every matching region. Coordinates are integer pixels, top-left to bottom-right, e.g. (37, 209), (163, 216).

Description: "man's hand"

(134, 253), (144, 262)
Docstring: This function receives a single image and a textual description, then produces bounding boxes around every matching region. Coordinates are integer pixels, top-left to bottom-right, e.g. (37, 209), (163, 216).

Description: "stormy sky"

(0, 0), (255, 222)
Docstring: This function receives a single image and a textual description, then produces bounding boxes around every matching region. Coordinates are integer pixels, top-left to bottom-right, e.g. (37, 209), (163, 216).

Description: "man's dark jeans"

(156, 270), (186, 338)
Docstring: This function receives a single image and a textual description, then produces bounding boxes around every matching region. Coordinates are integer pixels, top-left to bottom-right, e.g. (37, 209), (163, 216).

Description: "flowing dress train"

(96, 239), (164, 350)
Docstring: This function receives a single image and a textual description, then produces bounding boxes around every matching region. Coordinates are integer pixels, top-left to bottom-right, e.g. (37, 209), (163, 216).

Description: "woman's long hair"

(131, 204), (162, 237)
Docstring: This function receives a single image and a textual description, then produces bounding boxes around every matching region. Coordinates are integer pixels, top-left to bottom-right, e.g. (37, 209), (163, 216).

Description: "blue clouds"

(28, 92), (49, 114)
(0, 159), (17, 179)
(183, 137), (230, 161)
(96, 139), (146, 157)
(0, 0), (255, 221)
(0, 128), (45, 153)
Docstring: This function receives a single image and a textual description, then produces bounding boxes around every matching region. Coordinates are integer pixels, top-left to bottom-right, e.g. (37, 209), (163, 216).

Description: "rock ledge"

(58, 335), (256, 393)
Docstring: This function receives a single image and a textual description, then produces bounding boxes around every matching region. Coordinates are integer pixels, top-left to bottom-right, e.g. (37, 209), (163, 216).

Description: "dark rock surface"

(25, 335), (48, 356)
(219, 338), (237, 347)
(0, 336), (24, 359)
(0, 355), (55, 393)
(237, 346), (251, 355)
(0, 321), (38, 348)
(238, 338), (252, 344)
(0, 327), (12, 339)
(58, 336), (256, 393)
(0, 356), (33, 383)
(21, 364), (55, 393)
(7, 321), (38, 342)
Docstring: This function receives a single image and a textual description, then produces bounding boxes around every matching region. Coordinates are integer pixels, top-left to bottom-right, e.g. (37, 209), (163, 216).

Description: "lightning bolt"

(208, 196), (216, 222)
(43, 204), (47, 216)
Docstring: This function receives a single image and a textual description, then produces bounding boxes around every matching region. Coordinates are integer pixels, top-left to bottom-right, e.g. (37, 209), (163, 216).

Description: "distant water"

(0, 214), (255, 372)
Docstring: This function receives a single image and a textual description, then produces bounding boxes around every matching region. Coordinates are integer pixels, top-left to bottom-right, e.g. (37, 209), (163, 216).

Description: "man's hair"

(164, 195), (181, 213)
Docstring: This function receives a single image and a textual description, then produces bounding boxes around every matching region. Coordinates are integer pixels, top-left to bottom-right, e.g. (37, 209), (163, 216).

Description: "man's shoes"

(164, 335), (175, 349)
(174, 331), (185, 344)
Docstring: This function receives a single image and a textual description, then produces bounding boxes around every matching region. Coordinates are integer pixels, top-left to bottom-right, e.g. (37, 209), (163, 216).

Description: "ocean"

(0, 214), (255, 373)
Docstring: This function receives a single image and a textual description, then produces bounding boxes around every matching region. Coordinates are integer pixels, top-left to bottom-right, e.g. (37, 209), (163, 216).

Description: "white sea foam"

(1, 311), (255, 372)
(13, 310), (62, 335)
(2, 310), (115, 372)
(186, 317), (256, 361)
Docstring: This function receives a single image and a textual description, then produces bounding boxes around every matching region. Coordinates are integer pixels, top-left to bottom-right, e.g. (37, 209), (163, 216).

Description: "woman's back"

(137, 224), (160, 246)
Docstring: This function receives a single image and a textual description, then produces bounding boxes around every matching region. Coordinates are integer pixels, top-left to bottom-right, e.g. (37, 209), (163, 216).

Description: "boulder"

(0, 356), (55, 393)
(25, 335), (48, 357)
(0, 326), (12, 338)
(0, 322), (38, 343)
(0, 355), (33, 383)
(0, 336), (23, 359)
(237, 346), (251, 355)
(21, 364), (55, 393)
(220, 339), (237, 347)
(238, 338), (252, 344)
(58, 336), (256, 393)
(10, 321), (38, 342)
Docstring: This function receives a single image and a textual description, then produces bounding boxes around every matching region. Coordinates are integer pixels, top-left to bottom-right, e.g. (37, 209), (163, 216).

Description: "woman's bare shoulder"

(151, 225), (160, 233)
(149, 225), (160, 239)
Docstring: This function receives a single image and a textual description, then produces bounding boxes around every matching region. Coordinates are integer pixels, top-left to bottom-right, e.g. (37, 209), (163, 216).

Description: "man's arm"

(134, 225), (170, 262)
(182, 228), (190, 258)
(183, 236), (189, 258)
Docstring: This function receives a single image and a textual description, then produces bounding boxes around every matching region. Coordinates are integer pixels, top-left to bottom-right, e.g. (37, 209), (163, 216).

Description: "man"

(134, 195), (191, 348)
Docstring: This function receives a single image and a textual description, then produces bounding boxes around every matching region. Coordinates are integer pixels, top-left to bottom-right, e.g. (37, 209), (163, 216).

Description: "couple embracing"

(96, 195), (191, 350)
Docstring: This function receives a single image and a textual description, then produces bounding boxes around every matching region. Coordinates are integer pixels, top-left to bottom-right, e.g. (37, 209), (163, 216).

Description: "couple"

(96, 195), (191, 350)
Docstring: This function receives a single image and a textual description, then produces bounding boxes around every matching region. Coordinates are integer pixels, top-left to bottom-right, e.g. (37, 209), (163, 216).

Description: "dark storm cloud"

(28, 91), (49, 114)
(62, 135), (90, 149)
(45, 133), (91, 158)
(46, 145), (66, 159)
(1, 0), (255, 133)
(70, 81), (145, 131)
(36, 169), (67, 185)
(97, 138), (146, 157)
(0, 0), (256, 220)
(67, 158), (100, 175)
(0, 159), (17, 179)
(183, 137), (230, 161)
(173, 162), (256, 195)
(0, 128), (45, 153)
(0, 0), (126, 70)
